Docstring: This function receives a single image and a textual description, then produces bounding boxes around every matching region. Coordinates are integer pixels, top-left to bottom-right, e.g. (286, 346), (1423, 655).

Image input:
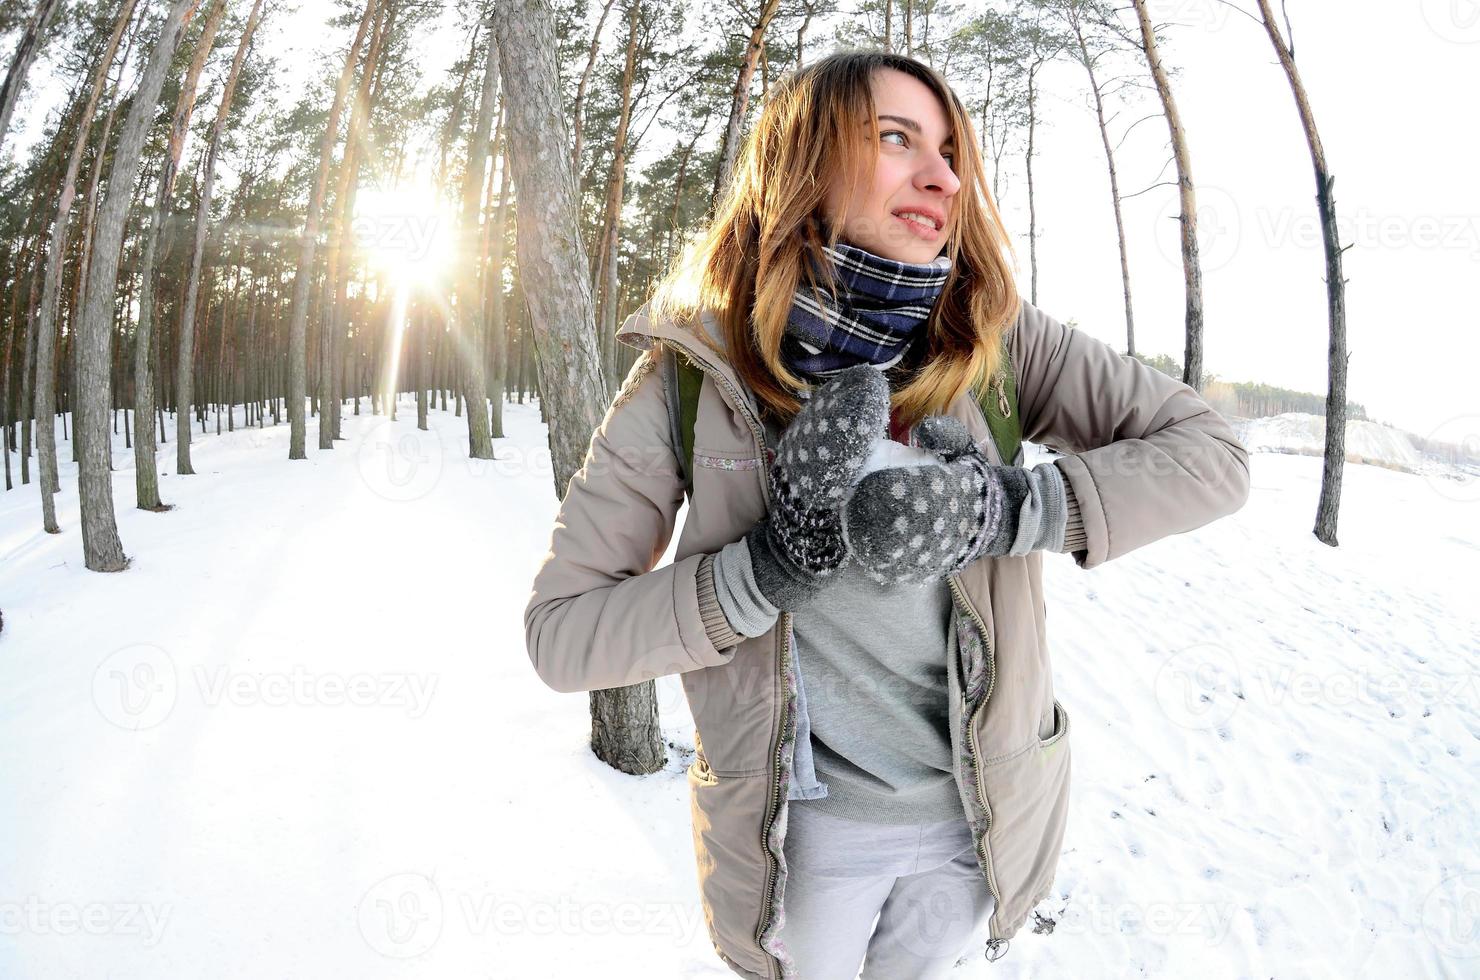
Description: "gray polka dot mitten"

(745, 365), (892, 611)
(841, 414), (1066, 586)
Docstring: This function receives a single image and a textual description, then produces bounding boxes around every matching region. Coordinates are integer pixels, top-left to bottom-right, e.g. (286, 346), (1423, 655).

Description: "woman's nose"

(916, 154), (960, 197)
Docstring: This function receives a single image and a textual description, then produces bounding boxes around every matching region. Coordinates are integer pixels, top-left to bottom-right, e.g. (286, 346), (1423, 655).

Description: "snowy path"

(0, 398), (1475, 978)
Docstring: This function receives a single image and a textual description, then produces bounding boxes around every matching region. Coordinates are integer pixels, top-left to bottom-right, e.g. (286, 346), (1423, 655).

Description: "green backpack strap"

(663, 341), (1021, 504)
(977, 344), (1022, 467)
(660, 343), (705, 502)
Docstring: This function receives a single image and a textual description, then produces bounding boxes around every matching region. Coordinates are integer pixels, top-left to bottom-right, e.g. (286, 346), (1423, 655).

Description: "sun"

(352, 181), (460, 291)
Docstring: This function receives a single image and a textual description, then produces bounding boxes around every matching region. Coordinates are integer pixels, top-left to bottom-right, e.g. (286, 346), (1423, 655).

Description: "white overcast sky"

(6, 0), (1476, 437)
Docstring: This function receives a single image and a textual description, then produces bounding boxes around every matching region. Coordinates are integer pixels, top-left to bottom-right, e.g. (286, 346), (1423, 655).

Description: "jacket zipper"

(947, 570), (1007, 957)
(951, 395), (1013, 959)
(658, 336), (787, 980)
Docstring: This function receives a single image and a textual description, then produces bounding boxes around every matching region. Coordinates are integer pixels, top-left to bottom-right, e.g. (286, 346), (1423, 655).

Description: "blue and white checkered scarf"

(782, 241), (952, 383)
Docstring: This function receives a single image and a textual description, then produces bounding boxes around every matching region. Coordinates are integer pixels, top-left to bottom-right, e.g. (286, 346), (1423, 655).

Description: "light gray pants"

(775, 802), (998, 979)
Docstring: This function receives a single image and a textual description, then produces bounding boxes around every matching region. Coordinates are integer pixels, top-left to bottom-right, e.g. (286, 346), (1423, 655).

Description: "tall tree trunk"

(486, 122), (512, 439)
(494, 0), (662, 777)
(593, 0), (639, 394)
(456, 12), (498, 460)
(176, 0), (265, 475)
(1025, 56), (1040, 305)
(569, 0), (619, 184)
(1065, 3), (1135, 355)
(709, 0), (782, 209)
(1252, 0), (1348, 546)
(0, 0), (64, 154)
(286, 0), (380, 459)
(1131, 0), (1204, 391)
(322, 0), (390, 449)
(135, 0), (227, 508)
(76, 0), (203, 572)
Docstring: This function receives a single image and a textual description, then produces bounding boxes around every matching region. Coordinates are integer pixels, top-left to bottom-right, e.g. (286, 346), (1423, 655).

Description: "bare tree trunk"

(593, 0), (639, 394)
(709, 0), (782, 209)
(175, 0), (264, 475)
(494, 0), (662, 777)
(135, 0), (226, 508)
(286, 0), (380, 459)
(456, 13), (498, 460)
(76, 0), (202, 572)
(1131, 0), (1203, 391)
(322, 0), (389, 449)
(1065, 3), (1135, 355)
(487, 123), (512, 439)
(1251, 0), (1348, 546)
(1025, 58), (1040, 305)
(0, 0), (64, 154)
(569, 0), (618, 183)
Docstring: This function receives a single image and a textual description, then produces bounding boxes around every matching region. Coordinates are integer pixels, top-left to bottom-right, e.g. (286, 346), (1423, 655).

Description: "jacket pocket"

(976, 699), (1072, 935)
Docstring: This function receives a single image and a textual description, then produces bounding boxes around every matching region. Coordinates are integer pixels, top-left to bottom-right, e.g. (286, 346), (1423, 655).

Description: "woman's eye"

(882, 129), (954, 166)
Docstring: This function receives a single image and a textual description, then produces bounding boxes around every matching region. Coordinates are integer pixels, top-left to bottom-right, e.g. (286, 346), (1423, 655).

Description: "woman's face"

(822, 67), (961, 265)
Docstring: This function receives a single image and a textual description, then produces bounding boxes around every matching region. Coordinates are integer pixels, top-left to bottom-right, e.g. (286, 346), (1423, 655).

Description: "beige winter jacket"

(525, 298), (1250, 978)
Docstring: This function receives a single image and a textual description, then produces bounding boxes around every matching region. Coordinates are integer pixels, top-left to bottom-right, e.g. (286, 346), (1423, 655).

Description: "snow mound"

(1233, 412), (1425, 472)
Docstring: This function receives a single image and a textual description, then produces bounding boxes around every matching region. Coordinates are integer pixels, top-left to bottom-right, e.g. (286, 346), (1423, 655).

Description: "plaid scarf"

(781, 241), (952, 384)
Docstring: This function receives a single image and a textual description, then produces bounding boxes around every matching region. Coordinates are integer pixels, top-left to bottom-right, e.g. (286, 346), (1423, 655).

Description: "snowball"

(853, 436), (941, 484)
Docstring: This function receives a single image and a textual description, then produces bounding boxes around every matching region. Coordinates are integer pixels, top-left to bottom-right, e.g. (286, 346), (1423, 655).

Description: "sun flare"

(352, 182), (459, 291)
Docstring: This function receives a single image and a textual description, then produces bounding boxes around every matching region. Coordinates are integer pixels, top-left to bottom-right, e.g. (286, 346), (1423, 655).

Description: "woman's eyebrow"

(874, 114), (954, 145)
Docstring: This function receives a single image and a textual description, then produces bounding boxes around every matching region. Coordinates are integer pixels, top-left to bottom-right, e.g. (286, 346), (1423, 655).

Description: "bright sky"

(5, 0), (1474, 438)
(998, 0), (1480, 439)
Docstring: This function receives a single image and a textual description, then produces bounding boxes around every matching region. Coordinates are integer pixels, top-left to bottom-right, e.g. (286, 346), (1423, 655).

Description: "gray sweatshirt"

(693, 412), (1087, 825)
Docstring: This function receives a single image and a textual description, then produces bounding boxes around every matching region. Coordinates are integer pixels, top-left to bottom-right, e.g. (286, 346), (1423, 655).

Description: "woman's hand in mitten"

(840, 414), (1067, 585)
(745, 365), (891, 610)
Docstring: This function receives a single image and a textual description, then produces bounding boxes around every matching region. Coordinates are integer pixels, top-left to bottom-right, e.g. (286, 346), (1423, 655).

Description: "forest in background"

(1, 0), (1455, 576)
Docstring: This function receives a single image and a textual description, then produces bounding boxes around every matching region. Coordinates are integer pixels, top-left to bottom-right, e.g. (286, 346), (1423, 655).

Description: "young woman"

(526, 50), (1250, 979)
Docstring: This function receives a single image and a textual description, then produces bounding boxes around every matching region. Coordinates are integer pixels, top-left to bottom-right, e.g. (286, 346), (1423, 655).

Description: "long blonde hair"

(648, 49), (1020, 431)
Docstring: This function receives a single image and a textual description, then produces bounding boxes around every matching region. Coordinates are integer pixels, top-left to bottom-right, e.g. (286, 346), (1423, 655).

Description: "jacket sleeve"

(1009, 299), (1251, 570)
(524, 348), (740, 694)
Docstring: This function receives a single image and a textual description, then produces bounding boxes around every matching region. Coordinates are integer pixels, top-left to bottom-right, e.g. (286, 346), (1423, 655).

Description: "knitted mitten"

(746, 364), (891, 610)
(841, 415), (1053, 585)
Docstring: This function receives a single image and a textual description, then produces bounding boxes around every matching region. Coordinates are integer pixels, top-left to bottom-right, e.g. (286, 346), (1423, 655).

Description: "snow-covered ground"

(0, 399), (1476, 978)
